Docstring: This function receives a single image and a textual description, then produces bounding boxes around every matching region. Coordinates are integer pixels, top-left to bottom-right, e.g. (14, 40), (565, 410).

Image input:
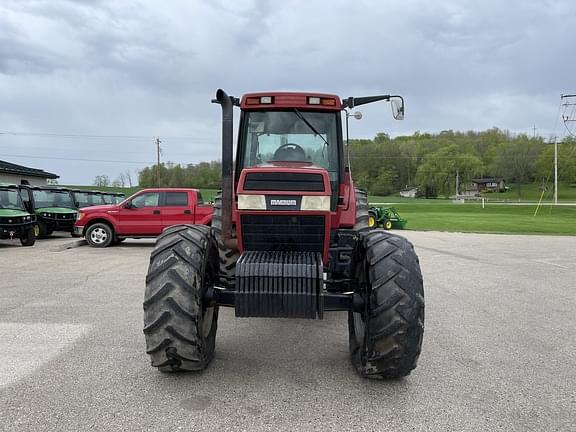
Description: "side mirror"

(123, 201), (133, 209)
(391, 97), (405, 120)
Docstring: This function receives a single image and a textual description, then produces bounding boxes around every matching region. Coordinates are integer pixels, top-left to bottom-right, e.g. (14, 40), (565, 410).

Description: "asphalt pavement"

(0, 231), (575, 432)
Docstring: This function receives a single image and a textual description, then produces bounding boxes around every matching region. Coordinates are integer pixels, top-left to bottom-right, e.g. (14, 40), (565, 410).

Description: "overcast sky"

(0, 0), (575, 185)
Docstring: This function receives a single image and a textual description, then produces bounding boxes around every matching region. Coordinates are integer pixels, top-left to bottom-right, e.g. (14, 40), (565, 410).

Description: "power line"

(0, 153), (154, 165)
(0, 131), (212, 141)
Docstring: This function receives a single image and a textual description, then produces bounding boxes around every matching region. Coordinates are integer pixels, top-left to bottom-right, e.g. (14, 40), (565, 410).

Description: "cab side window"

(164, 192), (188, 207)
(131, 192), (160, 208)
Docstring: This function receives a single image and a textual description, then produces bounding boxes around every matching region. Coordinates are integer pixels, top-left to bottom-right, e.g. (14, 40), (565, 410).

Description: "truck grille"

(243, 172), (325, 192)
(241, 214), (325, 253)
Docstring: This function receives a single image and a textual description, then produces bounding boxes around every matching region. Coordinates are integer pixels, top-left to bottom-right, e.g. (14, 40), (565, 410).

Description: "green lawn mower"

(368, 206), (407, 230)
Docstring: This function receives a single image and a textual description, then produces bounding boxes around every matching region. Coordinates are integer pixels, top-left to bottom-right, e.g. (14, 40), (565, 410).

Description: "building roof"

(471, 177), (504, 183)
(0, 160), (59, 179)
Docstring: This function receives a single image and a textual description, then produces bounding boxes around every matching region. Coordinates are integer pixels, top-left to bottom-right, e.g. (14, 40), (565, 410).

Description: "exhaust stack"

(212, 89), (236, 247)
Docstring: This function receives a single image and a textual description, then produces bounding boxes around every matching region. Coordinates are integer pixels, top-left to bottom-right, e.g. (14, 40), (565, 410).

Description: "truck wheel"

(349, 230), (425, 379)
(354, 188), (370, 230)
(85, 223), (114, 248)
(212, 191), (239, 288)
(144, 224), (219, 372)
(20, 227), (36, 246)
(384, 220), (392, 230)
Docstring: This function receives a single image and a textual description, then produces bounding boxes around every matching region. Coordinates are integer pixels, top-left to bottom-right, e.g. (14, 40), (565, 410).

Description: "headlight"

(43, 213), (47, 217)
(77, 212), (85, 221)
(301, 195), (331, 211)
(237, 194), (266, 210)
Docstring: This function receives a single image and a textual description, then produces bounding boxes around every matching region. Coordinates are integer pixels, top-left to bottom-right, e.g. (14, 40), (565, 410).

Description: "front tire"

(20, 227), (36, 246)
(349, 230), (425, 379)
(85, 223), (114, 248)
(143, 224), (219, 372)
(37, 222), (50, 238)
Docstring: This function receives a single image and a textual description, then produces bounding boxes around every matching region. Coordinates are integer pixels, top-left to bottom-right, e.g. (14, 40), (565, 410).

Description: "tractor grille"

(241, 214), (325, 253)
(243, 172), (325, 192)
(235, 250), (324, 319)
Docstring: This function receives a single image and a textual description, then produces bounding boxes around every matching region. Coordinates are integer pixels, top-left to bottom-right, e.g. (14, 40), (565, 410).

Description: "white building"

(399, 187), (418, 198)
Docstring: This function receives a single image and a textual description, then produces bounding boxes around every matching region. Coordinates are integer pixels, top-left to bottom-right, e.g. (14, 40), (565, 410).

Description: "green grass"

(367, 199), (576, 235)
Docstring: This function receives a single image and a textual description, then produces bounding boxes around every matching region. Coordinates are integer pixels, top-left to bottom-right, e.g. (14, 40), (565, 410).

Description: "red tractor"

(143, 90), (424, 379)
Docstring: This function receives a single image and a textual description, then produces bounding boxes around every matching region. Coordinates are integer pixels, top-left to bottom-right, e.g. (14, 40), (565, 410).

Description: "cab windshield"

(74, 192), (103, 207)
(32, 189), (75, 209)
(0, 189), (25, 210)
(241, 110), (339, 180)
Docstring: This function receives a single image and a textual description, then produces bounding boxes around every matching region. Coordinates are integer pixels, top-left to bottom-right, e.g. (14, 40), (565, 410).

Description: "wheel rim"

(90, 227), (108, 244)
(34, 225), (40, 237)
(385, 221), (392, 230)
(368, 216), (376, 227)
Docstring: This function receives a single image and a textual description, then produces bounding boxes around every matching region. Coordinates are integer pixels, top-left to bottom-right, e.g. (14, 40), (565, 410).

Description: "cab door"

(160, 191), (193, 230)
(117, 191), (162, 235)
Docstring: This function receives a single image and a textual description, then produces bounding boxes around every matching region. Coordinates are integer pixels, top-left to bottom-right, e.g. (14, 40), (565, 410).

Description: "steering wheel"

(272, 143), (306, 161)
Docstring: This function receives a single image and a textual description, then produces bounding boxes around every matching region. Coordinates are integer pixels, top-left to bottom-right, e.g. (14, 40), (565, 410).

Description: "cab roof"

(240, 92), (342, 111)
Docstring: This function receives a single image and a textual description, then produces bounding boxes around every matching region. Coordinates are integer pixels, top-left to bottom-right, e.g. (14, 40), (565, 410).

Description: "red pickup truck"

(74, 188), (212, 247)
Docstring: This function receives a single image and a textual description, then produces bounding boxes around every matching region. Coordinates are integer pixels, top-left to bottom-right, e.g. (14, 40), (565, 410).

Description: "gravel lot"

(0, 231), (575, 432)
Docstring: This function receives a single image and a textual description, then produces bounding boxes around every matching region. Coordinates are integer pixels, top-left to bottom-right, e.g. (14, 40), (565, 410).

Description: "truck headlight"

(301, 196), (331, 211)
(237, 194), (266, 210)
(77, 212), (85, 221)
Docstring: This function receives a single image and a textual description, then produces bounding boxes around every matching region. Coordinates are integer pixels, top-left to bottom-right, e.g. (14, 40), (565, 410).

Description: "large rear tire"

(349, 230), (425, 379)
(212, 191), (239, 288)
(143, 224), (219, 372)
(354, 188), (370, 230)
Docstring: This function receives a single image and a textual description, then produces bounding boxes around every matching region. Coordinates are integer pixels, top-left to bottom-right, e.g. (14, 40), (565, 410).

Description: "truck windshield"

(32, 189), (76, 209)
(241, 111), (339, 178)
(0, 189), (25, 210)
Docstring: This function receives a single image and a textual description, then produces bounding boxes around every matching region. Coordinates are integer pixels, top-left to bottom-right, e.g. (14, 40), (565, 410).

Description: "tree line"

(133, 129), (576, 197)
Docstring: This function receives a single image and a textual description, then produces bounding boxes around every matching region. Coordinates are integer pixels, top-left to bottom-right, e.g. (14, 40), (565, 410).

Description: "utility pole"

(532, 125), (537, 138)
(554, 139), (558, 205)
(156, 137), (162, 188)
(455, 169), (459, 198)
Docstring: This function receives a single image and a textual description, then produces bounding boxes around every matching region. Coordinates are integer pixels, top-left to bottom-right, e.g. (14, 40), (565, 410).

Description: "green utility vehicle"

(0, 184), (36, 246)
(368, 206), (407, 230)
(71, 189), (105, 208)
(19, 185), (78, 237)
(102, 192), (125, 205)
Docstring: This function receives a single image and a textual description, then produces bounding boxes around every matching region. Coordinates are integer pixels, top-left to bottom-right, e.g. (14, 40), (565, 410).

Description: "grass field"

(64, 184), (575, 235)
(367, 199), (576, 235)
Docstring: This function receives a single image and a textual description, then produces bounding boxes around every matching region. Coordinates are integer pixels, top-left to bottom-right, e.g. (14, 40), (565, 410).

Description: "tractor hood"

(0, 209), (30, 217)
(36, 207), (77, 214)
(238, 163), (331, 195)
